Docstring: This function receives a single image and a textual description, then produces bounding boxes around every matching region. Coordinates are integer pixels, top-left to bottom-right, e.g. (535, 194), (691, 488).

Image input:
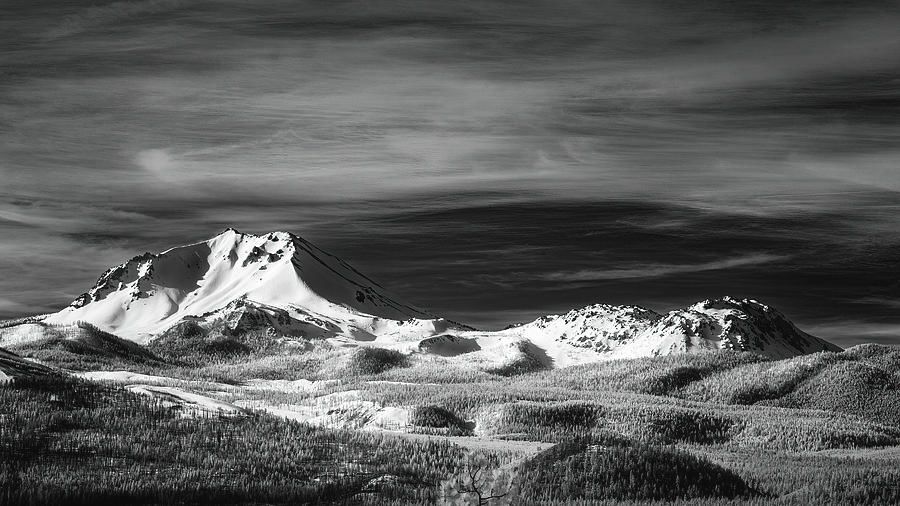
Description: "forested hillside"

(3, 342), (900, 504)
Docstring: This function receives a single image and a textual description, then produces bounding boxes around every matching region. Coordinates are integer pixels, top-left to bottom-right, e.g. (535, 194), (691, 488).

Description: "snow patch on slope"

(126, 385), (245, 416)
(235, 391), (412, 432)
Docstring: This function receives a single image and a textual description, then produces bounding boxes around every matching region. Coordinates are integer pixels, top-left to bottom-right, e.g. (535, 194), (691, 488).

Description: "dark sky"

(1, 1), (899, 346)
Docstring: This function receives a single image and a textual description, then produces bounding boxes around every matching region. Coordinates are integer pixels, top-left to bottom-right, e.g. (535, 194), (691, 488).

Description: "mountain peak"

(691, 296), (770, 312)
(506, 297), (839, 360)
(45, 229), (432, 341)
(213, 227), (292, 239)
(645, 297), (840, 358)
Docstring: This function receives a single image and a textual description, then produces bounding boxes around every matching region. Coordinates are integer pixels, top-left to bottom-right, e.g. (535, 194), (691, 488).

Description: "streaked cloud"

(1, 0), (898, 346)
(45, 0), (188, 40)
(852, 298), (900, 310)
(805, 321), (900, 347)
(540, 254), (787, 282)
(0, 297), (36, 314)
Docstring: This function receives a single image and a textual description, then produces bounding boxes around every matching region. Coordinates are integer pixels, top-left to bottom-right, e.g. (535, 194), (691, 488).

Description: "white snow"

(43, 229), (440, 343)
(243, 378), (340, 393)
(75, 370), (236, 390)
(235, 394), (412, 432)
(78, 370), (189, 384)
(126, 385), (245, 416)
(441, 296), (839, 364)
(18, 229), (838, 363)
(0, 323), (56, 346)
(75, 370), (341, 395)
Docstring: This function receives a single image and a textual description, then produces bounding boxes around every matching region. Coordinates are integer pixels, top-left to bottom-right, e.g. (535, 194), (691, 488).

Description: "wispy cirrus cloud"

(45, 0), (189, 40)
(804, 321), (900, 347)
(1, 0), (899, 345)
(851, 298), (900, 309)
(539, 254), (788, 282)
(0, 297), (38, 314)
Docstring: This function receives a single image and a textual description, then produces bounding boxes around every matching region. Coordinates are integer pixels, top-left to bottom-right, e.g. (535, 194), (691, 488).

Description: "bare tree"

(441, 454), (519, 505)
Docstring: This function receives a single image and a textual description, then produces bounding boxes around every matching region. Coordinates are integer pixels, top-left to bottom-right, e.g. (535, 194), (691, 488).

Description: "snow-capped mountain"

(1, 229), (839, 364)
(505, 303), (661, 352)
(42, 229), (445, 342)
(632, 297), (843, 359)
(495, 297), (838, 360)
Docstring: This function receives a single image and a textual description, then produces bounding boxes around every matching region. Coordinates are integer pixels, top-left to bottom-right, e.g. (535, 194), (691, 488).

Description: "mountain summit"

(43, 229), (434, 341)
(501, 296), (841, 361)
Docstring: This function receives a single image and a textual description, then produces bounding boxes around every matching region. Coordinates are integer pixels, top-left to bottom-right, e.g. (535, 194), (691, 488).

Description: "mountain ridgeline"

(0, 229), (839, 366)
(1, 229), (897, 506)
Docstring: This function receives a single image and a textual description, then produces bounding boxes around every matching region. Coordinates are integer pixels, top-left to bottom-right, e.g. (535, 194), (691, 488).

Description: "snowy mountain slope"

(5, 229), (840, 364)
(503, 303), (662, 353)
(623, 297), (842, 360)
(434, 297), (841, 366)
(151, 296), (461, 348)
(42, 229), (444, 342)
